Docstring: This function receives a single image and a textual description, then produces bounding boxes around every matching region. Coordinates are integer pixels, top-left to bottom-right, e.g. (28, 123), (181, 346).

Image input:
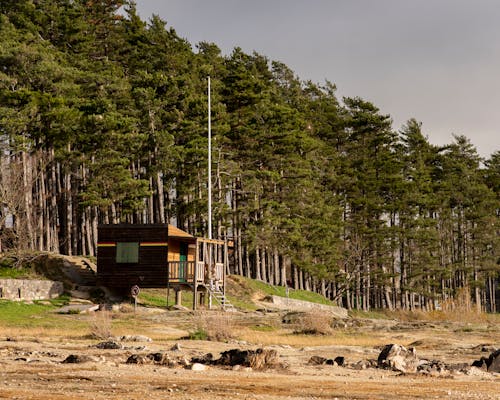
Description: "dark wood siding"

(97, 224), (169, 289)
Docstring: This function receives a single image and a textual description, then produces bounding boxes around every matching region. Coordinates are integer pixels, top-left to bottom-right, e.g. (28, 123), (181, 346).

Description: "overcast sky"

(134, 0), (500, 159)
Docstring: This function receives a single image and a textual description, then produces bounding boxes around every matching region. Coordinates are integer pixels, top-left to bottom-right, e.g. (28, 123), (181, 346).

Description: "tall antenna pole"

(207, 76), (212, 239)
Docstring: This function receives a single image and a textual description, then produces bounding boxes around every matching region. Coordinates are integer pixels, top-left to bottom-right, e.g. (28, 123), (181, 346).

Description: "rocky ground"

(0, 308), (499, 400)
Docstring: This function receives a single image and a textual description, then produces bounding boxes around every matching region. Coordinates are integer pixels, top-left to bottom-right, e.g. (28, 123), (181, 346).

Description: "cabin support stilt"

(175, 288), (182, 306)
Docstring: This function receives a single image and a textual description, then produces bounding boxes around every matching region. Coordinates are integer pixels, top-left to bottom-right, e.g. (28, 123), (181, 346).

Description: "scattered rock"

(125, 352), (179, 367)
(120, 335), (152, 343)
(471, 357), (488, 370)
(147, 352), (165, 363)
(417, 360), (449, 375)
(308, 355), (328, 365)
(307, 355), (345, 367)
(486, 349), (500, 373)
(463, 366), (494, 377)
(282, 311), (304, 324)
(178, 356), (191, 367)
(471, 344), (497, 353)
(470, 349), (500, 373)
(126, 354), (151, 364)
(191, 353), (214, 365)
(62, 354), (94, 364)
(57, 304), (99, 314)
(377, 344), (419, 373)
(447, 363), (471, 374)
(334, 356), (345, 367)
(170, 343), (182, 351)
(190, 363), (207, 371)
(95, 340), (122, 350)
(352, 360), (372, 370)
(192, 349), (281, 370)
(217, 348), (280, 370)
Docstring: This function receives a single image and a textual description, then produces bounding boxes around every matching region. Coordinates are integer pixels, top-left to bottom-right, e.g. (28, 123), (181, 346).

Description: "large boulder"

(62, 354), (95, 364)
(470, 349), (500, 373)
(377, 344), (419, 373)
(487, 349), (500, 373)
(196, 348), (280, 370)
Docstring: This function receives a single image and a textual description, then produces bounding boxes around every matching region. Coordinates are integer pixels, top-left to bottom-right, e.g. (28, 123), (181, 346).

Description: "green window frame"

(116, 242), (139, 263)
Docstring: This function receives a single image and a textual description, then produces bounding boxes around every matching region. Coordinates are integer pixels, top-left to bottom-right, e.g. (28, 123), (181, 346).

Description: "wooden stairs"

(206, 286), (236, 312)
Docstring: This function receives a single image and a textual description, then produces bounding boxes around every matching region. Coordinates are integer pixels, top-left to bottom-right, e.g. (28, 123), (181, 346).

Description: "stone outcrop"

(192, 348), (281, 370)
(0, 278), (63, 301)
(487, 349), (500, 373)
(377, 344), (419, 373)
(308, 355), (345, 366)
(472, 349), (500, 373)
(264, 295), (348, 318)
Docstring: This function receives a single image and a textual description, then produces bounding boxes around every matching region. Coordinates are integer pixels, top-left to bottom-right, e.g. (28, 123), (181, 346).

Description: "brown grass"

(293, 309), (334, 335)
(0, 326), (83, 341)
(388, 287), (491, 324)
(192, 311), (236, 341)
(88, 310), (113, 340)
(237, 327), (387, 347)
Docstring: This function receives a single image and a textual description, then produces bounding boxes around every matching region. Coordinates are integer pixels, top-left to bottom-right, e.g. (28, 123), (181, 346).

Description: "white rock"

(190, 363), (207, 371)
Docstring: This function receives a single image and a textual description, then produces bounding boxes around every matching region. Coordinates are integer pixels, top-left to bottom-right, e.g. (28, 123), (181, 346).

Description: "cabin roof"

(168, 224), (195, 239)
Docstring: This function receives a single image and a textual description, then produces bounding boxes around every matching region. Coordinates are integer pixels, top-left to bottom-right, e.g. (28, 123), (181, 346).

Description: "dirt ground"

(0, 309), (499, 400)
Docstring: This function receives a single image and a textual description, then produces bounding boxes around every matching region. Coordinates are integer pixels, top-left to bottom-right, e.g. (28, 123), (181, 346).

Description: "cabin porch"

(167, 237), (229, 310)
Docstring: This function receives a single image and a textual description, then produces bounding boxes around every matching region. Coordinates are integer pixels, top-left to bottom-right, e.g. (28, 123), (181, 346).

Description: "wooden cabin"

(96, 224), (230, 310)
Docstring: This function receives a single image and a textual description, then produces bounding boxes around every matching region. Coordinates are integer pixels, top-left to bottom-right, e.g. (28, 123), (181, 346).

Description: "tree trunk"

(255, 246), (261, 280)
(244, 245), (251, 278)
(293, 264), (299, 290)
(280, 255), (288, 287)
(260, 247), (267, 283)
(22, 149), (34, 250)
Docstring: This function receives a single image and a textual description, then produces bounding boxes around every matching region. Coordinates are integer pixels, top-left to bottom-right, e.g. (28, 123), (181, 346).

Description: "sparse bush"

(190, 312), (236, 341)
(117, 303), (134, 313)
(88, 310), (113, 340)
(188, 328), (209, 340)
(388, 287), (488, 324)
(294, 309), (334, 335)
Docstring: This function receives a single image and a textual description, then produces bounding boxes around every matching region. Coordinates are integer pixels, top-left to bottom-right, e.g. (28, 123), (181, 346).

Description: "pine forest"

(0, 1), (499, 312)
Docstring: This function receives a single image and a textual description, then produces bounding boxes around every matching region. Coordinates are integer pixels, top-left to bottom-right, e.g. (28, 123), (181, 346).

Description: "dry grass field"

(0, 301), (499, 400)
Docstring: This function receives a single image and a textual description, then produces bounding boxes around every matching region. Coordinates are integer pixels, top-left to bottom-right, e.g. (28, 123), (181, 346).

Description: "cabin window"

(116, 242), (139, 263)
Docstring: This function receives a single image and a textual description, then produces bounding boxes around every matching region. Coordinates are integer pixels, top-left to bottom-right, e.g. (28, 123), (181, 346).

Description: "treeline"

(0, 1), (499, 311)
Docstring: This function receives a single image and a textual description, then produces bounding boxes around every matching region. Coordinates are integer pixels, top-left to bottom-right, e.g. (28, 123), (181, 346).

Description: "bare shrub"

(191, 311), (236, 342)
(88, 310), (113, 340)
(389, 287), (487, 324)
(248, 349), (280, 369)
(435, 287), (487, 323)
(117, 303), (134, 314)
(214, 348), (280, 369)
(294, 309), (333, 335)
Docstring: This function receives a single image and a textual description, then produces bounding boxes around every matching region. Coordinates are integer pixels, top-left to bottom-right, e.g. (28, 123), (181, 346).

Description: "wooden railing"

(215, 262), (224, 281)
(168, 261), (195, 283)
(167, 261), (223, 285)
(196, 261), (205, 282)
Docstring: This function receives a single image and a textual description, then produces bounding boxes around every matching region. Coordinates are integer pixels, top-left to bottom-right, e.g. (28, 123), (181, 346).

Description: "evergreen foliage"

(0, 1), (498, 311)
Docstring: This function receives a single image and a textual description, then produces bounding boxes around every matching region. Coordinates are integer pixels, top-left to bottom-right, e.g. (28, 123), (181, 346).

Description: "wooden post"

(224, 238), (228, 300)
(175, 288), (182, 307)
(193, 239), (198, 310)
